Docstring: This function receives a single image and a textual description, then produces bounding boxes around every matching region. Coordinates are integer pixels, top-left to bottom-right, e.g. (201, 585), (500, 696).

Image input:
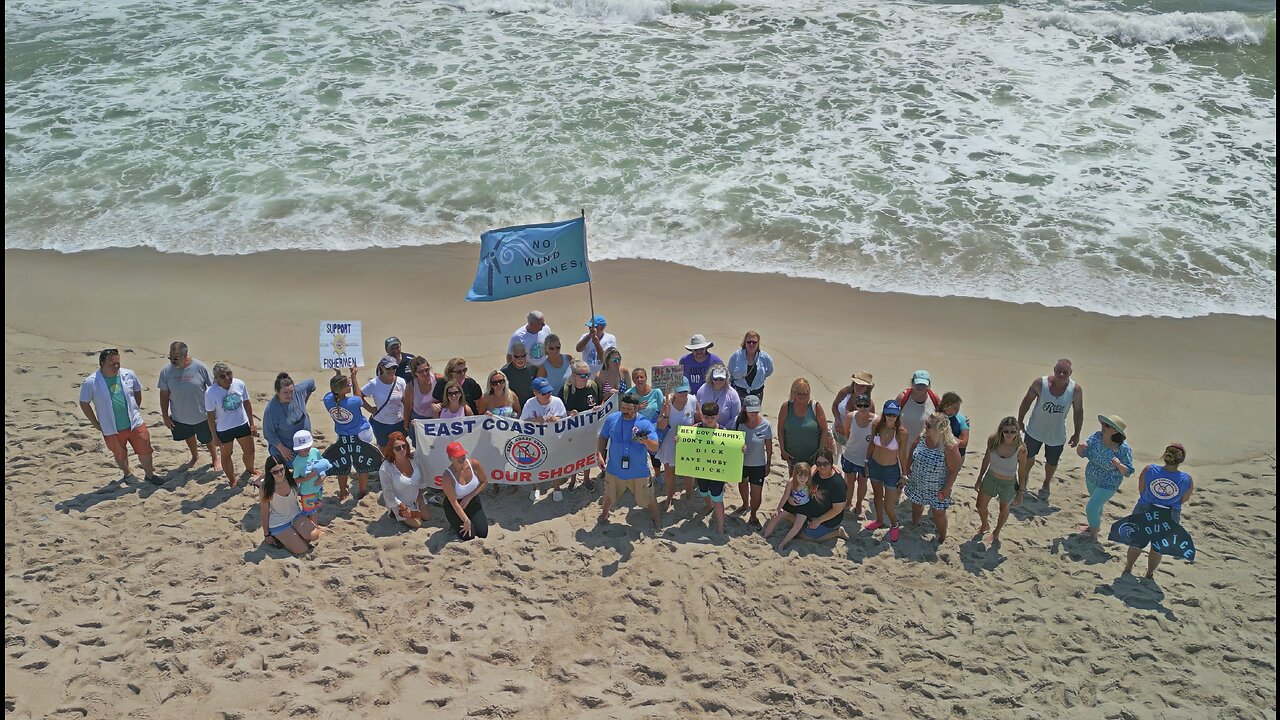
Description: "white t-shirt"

(577, 331), (618, 375)
(205, 380), (250, 432)
(361, 377), (406, 424)
(520, 396), (567, 421)
(510, 324), (553, 367)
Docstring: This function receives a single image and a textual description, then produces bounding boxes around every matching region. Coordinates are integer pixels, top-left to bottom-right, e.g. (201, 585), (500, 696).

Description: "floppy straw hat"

(1098, 414), (1127, 433)
(852, 371), (874, 388)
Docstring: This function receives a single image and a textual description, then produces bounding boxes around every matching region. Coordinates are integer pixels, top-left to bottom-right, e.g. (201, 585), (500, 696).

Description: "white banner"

(413, 394), (619, 487)
(319, 320), (364, 370)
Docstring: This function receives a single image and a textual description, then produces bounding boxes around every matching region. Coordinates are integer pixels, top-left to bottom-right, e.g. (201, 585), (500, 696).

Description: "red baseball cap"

(446, 442), (467, 459)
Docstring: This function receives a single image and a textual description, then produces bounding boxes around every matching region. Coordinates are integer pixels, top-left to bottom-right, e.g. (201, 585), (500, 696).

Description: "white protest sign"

(319, 320), (364, 370)
(414, 394), (619, 486)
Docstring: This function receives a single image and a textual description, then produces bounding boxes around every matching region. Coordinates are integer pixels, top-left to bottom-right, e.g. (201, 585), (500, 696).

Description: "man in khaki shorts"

(595, 392), (661, 527)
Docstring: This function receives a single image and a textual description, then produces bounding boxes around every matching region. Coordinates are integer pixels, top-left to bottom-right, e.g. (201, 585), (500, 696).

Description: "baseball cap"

(531, 377), (554, 395)
(710, 367), (728, 380)
(744, 395), (762, 412)
(674, 378), (691, 394)
(586, 314), (607, 327)
(378, 355), (398, 370)
(854, 393), (873, 407)
(882, 400), (902, 416)
(384, 336), (401, 351)
(685, 334), (713, 351)
(621, 391), (641, 405)
(446, 441), (467, 459)
(292, 430), (314, 452)
(911, 370), (931, 387)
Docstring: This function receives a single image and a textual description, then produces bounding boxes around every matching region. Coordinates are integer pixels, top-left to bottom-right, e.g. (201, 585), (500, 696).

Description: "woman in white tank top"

(442, 442), (489, 541)
(974, 416), (1029, 543)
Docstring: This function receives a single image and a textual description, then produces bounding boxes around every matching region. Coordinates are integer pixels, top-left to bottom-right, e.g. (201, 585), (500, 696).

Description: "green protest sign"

(675, 426), (745, 482)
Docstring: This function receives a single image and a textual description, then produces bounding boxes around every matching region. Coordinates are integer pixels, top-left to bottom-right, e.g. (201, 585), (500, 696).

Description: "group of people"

(78, 319), (1194, 577)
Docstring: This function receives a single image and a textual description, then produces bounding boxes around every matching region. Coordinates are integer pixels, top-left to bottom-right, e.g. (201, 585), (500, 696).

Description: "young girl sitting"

(761, 462), (812, 539)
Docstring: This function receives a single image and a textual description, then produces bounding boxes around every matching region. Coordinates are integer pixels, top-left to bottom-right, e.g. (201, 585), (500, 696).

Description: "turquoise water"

(5, 0), (1276, 317)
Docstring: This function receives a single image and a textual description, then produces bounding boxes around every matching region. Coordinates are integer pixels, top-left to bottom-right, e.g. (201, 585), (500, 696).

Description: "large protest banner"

(465, 216), (591, 302)
(675, 426), (745, 482)
(1109, 505), (1196, 561)
(319, 320), (364, 369)
(414, 394), (618, 487)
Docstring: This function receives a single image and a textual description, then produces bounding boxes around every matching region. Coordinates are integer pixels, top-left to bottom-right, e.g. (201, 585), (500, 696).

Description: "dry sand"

(4, 247), (1276, 719)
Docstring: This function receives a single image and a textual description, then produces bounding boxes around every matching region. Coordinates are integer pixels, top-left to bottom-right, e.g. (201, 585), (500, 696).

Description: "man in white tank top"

(1016, 359), (1085, 497)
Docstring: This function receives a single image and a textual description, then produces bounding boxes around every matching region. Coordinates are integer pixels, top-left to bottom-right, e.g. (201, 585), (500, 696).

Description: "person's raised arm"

(575, 333), (590, 353)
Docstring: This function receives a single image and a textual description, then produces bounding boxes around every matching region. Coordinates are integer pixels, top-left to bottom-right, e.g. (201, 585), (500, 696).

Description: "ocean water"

(5, 0), (1276, 318)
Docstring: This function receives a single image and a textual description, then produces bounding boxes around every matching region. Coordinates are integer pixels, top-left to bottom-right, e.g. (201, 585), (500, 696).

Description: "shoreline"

(6, 245), (1275, 463)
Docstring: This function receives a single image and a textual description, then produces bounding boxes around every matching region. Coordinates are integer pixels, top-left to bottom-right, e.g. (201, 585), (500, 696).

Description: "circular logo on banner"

(1149, 477), (1180, 501)
(504, 436), (548, 471)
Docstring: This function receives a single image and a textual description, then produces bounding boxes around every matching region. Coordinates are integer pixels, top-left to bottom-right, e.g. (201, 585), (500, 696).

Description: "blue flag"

(1109, 505), (1196, 562)
(466, 217), (591, 302)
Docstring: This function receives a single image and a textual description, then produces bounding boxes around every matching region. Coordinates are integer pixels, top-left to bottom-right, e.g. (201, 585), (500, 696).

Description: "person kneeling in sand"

(780, 449), (849, 549)
(596, 393), (662, 528)
(260, 456), (323, 555)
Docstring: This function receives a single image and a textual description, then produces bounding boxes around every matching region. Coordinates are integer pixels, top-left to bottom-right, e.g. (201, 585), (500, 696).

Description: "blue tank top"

(1138, 464), (1192, 509)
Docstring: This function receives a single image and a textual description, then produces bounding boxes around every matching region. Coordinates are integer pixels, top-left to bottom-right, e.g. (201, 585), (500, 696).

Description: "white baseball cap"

(292, 430), (314, 452)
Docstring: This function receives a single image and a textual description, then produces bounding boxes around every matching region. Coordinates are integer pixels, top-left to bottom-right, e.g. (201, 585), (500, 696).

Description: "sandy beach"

(4, 246), (1276, 719)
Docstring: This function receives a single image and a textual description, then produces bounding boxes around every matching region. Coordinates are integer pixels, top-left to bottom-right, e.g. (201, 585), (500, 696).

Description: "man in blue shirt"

(596, 392), (661, 527)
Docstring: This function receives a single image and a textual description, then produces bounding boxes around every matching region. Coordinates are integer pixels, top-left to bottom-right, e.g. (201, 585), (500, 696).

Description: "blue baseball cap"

(882, 400), (902, 416)
(585, 314), (607, 327)
(674, 378), (691, 393)
(531, 377), (554, 395)
(911, 369), (931, 387)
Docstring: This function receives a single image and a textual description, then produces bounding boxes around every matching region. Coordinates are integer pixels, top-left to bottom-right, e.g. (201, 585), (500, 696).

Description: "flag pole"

(582, 208), (597, 322)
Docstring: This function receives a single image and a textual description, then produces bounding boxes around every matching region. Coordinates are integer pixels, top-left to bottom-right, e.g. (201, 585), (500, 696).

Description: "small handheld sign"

(320, 320), (364, 370)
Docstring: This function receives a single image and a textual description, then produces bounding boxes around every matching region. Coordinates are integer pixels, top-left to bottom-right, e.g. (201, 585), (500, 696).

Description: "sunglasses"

(855, 404), (871, 409)
(610, 358), (622, 363)
(513, 355), (528, 360)
(168, 354), (185, 363)
(270, 466), (285, 475)
(1002, 428), (1018, 434)
(454, 368), (468, 374)
(492, 379), (507, 385)
(745, 340), (758, 345)
(815, 460), (832, 467)
(393, 444), (408, 452)
(447, 391), (462, 397)
(380, 366), (396, 372)
(712, 377), (726, 382)
(216, 373), (232, 380)
(576, 373), (591, 378)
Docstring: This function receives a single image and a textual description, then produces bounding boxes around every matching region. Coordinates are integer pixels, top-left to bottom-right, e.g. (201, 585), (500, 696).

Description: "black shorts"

(216, 422), (251, 444)
(742, 464), (767, 486)
(173, 419), (212, 444)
